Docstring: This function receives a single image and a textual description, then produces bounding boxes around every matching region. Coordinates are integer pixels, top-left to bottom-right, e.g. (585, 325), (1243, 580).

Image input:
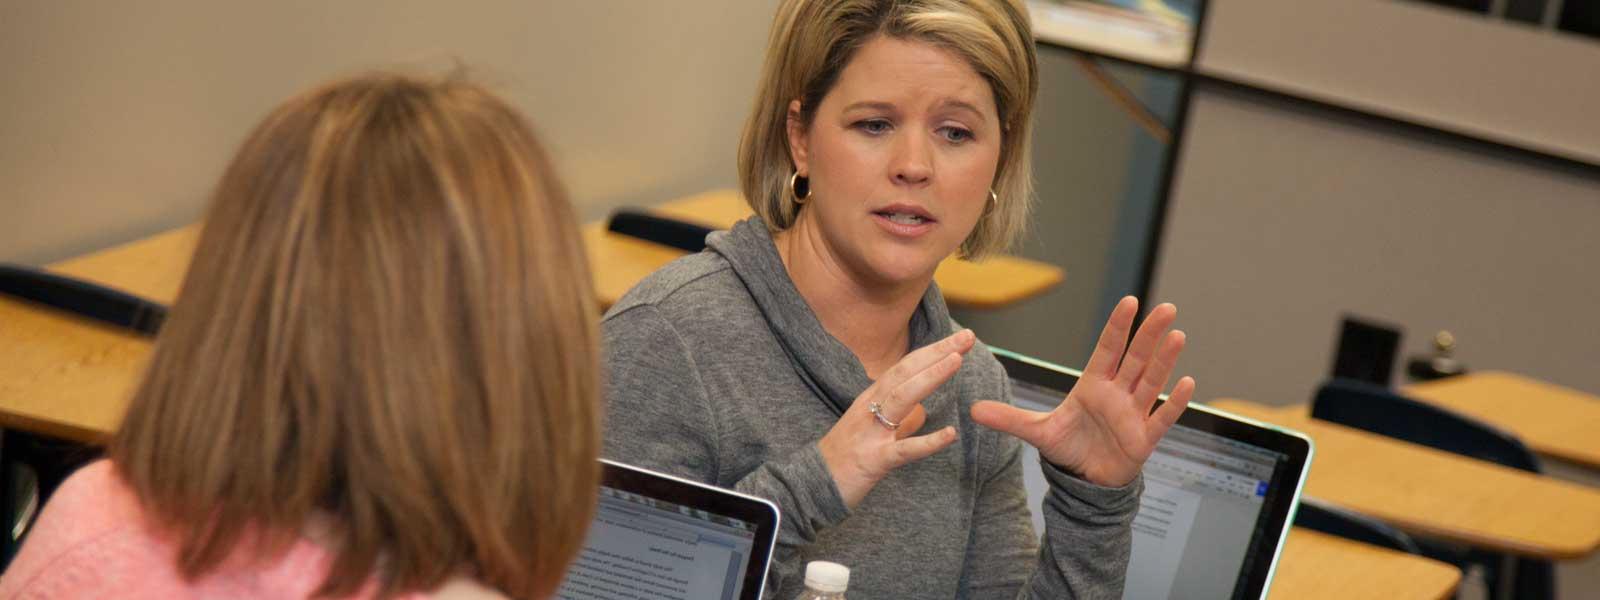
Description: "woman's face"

(787, 35), (1002, 287)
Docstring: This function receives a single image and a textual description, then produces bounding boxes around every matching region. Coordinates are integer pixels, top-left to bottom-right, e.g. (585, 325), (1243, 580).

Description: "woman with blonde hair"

(602, 0), (1195, 597)
(0, 73), (600, 599)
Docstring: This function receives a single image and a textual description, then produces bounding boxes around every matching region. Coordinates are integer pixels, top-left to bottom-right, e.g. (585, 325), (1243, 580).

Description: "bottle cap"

(804, 561), (850, 593)
(1434, 330), (1455, 354)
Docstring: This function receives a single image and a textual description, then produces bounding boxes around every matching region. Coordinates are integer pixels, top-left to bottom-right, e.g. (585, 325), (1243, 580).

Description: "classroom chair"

(0, 264), (167, 335)
(606, 208), (715, 253)
(1310, 377), (1552, 600)
(1293, 496), (1424, 555)
(1329, 316), (1403, 387)
(0, 264), (168, 569)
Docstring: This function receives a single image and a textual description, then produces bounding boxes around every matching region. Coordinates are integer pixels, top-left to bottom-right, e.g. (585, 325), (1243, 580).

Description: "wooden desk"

(46, 224), (198, 304)
(0, 298), (145, 443)
(1403, 371), (1600, 470)
(1209, 399), (1600, 560)
(1274, 527), (1460, 600)
(583, 221), (688, 310)
(0, 228), (202, 443)
(593, 189), (1066, 309)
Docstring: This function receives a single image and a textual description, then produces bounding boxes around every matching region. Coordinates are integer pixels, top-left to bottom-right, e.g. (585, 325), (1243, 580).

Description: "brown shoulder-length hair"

(110, 72), (600, 599)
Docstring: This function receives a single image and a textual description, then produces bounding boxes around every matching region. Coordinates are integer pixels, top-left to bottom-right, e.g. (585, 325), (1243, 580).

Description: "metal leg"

(1492, 553), (1517, 600)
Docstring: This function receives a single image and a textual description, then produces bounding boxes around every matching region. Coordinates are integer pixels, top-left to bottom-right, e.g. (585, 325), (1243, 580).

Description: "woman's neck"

(774, 213), (932, 380)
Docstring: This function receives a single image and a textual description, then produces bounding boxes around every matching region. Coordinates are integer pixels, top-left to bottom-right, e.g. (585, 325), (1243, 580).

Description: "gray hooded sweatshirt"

(600, 217), (1140, 599)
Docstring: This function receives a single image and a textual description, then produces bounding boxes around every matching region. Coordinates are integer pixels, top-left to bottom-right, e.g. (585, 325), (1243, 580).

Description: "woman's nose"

(891, 135), (932, 186)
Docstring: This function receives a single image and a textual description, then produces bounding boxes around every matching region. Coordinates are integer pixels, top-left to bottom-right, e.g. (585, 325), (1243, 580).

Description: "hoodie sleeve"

(600, 303), (850, 594)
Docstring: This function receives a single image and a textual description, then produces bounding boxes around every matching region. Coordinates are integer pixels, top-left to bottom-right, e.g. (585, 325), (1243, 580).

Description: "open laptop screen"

(557, 461), (779, 600)
(1127, 416), (1291, 599)
(1003, 351), (1310, 600)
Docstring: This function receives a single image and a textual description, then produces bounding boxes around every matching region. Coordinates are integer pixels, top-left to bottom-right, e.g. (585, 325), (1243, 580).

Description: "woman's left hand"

(972, 296), (1194, 488)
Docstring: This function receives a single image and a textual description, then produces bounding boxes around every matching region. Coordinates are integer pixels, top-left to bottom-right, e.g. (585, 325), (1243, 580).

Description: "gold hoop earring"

(789, 172), (810, 204)
(985, 189), (998, 215)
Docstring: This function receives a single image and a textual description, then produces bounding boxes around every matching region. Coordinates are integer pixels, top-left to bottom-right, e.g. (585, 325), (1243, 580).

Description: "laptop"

(994, 348), (1313, 600)
(556, 459), (781, 600)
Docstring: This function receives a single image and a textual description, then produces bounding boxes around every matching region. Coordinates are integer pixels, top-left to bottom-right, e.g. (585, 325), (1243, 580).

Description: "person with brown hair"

(0, 73), (600, 599)
(602, 1), (1195, 598)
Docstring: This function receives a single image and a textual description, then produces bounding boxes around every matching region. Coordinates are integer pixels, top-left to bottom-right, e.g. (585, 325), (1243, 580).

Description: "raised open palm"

(972, 297), (1194, 487)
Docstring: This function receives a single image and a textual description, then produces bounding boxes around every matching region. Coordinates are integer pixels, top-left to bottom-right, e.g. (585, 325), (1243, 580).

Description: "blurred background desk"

(1210, 398), (1600, 560)
(1404, 372), (1600, 471)
(0, 298), (146, 443)
(1276, 527), (1460, 600)
(0, 228), (196, 442)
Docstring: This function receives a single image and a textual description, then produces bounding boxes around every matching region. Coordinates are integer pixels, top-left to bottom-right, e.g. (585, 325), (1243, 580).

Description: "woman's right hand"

(818, 329), (975, 508)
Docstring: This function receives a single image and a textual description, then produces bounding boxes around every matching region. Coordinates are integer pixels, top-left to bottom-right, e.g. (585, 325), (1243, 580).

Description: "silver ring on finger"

(867, 401), (901, 431)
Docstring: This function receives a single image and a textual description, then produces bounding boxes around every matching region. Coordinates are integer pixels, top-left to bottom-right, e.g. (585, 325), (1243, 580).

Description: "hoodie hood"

(705, 216), (955, 415)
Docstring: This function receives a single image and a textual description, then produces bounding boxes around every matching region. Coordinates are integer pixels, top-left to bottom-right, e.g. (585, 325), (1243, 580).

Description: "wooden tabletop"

(1274, 527), (1460, 600)
(0, 296), (148, 443)
(625, 189), (1065, 309)
(584, 220), (689, 310)
(0, 227), (202, 443)
(1210, 399), (1600, 560)
(45, 224), (198, 304)
(1403, 371), (1600, 469)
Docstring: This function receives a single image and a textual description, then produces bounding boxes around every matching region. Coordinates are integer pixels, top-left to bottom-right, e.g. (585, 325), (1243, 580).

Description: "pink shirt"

(0, 461), (428, 599)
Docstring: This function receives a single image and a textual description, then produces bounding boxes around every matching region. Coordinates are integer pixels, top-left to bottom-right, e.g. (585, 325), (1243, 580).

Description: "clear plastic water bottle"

(793, 561), (849, 599)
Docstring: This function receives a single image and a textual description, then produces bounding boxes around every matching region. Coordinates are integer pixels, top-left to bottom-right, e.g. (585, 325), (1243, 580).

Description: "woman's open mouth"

(871, 204), (937, 237)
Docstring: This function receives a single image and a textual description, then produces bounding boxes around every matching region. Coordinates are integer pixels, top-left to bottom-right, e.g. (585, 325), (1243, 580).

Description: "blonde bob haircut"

(110, 73), (600, 599)
(738, 0), (1038, 259)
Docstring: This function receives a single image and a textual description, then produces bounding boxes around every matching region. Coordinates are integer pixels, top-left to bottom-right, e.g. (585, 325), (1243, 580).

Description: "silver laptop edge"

(1182, 405), (1314, 600)
(598, 458), (783, 599)
(989, 347), (1316, 600)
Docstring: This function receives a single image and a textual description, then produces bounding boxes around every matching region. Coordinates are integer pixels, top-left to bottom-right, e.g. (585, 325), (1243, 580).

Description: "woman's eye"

(855, 119), (891, 135)
(940, 126), (974, 143)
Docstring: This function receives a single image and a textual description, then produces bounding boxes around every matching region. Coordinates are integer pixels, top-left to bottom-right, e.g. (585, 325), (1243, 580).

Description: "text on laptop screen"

(1010, 381), (1291, 600)
(557, 485), (759, 600)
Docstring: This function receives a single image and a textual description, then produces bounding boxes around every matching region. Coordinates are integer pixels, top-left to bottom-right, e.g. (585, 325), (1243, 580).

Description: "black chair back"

(0, 264), (167, 336)
(606, 209), (715, 253)
(1294, 497), (1424, 555)
(1330, 316), (1402, 386)
(1311, 378), (1540, 473)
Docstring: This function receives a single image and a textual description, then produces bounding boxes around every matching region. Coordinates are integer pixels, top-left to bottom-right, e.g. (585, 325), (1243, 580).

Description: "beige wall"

(1199, 0), (1600, 165)
(1165, 10), (1600, 592)
(0, 0), (779, 265)
(1152, 85), (1600, 406)
(1148, 0), (1600, 405)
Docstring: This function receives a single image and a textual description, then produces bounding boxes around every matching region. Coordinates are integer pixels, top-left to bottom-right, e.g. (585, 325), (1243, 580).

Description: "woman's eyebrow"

(935, 98), (985, 119)
(841, 100), (896, 113)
